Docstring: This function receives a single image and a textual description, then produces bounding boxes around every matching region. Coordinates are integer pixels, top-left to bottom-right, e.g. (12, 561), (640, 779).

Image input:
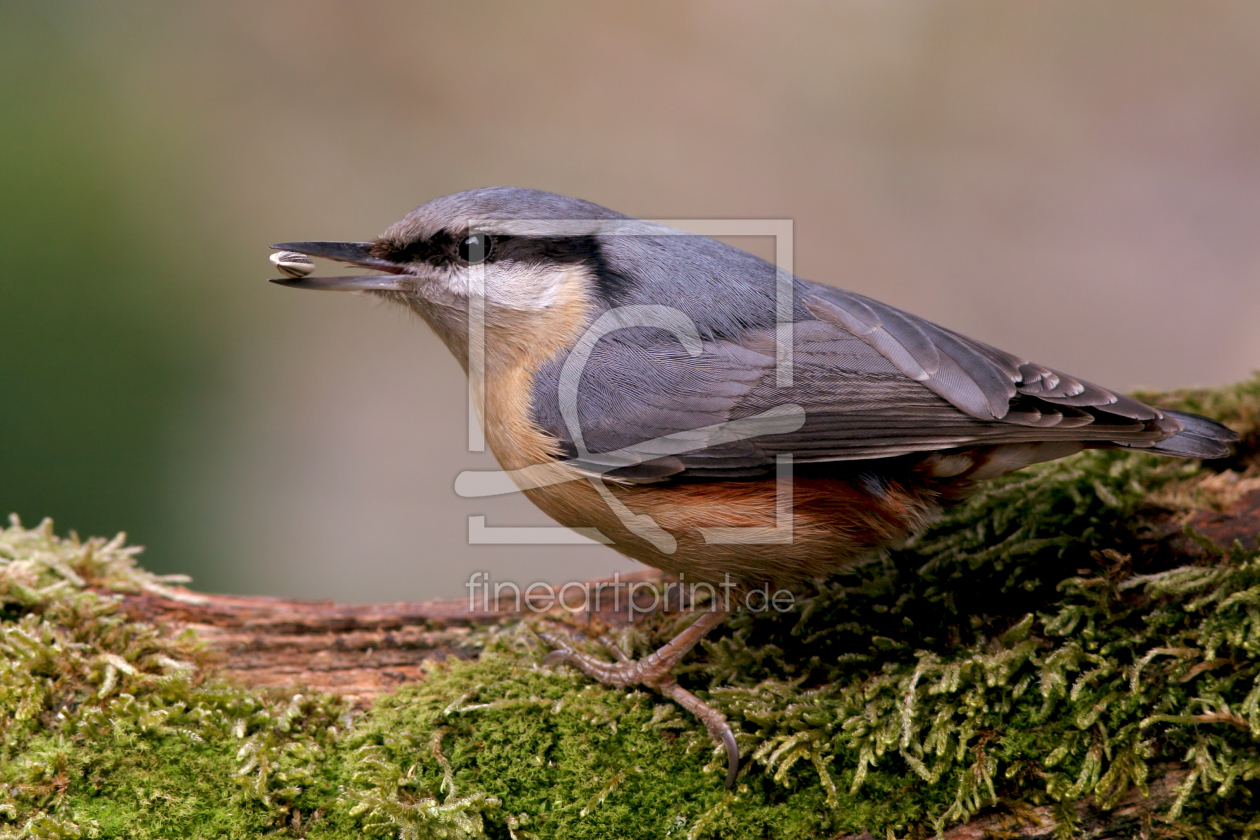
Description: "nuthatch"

(270, 187), (1237, 787)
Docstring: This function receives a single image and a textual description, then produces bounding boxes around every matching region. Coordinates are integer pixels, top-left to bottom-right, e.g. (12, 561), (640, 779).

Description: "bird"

(269, 187), (1237, 788)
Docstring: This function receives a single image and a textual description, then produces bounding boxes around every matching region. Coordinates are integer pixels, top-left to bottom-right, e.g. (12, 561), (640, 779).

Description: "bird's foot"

(539, 607), (739, 788)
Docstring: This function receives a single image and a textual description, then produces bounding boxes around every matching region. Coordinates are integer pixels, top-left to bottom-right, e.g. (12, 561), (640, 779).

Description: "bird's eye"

(458, 233), (495, 265)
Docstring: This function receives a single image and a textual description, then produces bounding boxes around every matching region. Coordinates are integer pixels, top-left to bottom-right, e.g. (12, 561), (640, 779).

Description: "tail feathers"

(1136, 409), (1239, 460)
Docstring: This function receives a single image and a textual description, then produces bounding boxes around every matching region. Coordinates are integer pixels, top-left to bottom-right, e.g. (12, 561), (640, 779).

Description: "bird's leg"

(540, 606), (739, 787)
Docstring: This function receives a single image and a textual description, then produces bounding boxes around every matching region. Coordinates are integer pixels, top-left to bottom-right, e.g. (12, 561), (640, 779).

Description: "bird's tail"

(1133, 409), (1239, 460)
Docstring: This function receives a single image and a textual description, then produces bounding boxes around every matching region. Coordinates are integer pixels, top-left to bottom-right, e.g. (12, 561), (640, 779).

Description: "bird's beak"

(268, 241), (409, 291)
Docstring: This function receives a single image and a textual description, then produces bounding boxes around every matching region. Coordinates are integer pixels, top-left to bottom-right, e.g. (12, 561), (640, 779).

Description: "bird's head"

(275, 188), (628, 304)
(271, 187), (791, 367)
(271, 187), (662, 366)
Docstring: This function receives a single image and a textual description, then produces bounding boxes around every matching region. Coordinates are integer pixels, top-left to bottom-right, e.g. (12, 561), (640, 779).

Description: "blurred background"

(3, 1), (1258, 601)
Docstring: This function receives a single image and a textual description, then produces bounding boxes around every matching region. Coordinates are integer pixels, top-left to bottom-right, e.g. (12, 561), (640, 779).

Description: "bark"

(114, 569), (671, 707)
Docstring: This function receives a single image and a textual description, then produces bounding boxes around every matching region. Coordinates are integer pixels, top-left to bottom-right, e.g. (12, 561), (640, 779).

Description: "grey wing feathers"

(806, 284), (1162, 425)
(1133, 410), (1237, 459)
(527, 284), (1234, 481)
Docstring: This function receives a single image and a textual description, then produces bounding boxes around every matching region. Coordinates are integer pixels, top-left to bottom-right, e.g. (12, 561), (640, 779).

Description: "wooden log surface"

(113, 569), (671, 707)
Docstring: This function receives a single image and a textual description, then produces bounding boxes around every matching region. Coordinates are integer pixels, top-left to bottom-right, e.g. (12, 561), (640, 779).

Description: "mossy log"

(1, 376), (1259, 839)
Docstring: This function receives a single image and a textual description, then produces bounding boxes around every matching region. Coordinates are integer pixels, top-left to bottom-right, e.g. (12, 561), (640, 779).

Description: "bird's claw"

(539, 626), (740, 788)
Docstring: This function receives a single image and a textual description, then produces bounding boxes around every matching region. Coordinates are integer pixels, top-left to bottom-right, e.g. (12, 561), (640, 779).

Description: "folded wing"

(526, 283), (1233, 482)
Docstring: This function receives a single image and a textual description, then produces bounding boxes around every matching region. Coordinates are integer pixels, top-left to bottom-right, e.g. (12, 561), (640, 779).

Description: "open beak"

(268, 241), (409, 291)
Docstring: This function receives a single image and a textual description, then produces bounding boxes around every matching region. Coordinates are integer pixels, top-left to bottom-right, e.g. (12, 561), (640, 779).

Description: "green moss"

(0, 519), (358, 838)
(3, 375), (1260, 839)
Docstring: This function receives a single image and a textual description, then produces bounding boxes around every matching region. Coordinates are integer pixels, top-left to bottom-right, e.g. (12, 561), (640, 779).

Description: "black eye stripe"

(482, 235), (599, 265)
(372, 233), (604, 269)
(372, 230), (454, 265)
